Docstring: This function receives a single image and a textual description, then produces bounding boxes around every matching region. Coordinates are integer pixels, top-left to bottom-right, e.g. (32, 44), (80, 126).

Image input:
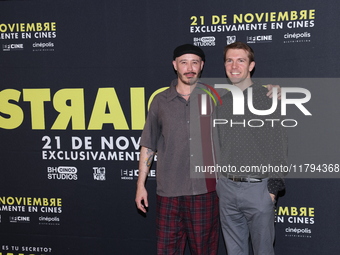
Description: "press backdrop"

(0, 0), (340, 254)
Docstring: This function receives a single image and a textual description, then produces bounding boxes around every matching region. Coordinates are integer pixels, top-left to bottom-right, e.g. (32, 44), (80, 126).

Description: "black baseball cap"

(173, 44), (205, 62)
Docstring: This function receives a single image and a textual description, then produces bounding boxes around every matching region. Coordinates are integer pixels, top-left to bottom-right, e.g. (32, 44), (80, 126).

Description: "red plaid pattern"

(156, 192), (219, 255)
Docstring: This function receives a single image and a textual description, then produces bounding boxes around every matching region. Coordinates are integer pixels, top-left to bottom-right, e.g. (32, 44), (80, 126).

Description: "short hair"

(223, 41), (255, 63)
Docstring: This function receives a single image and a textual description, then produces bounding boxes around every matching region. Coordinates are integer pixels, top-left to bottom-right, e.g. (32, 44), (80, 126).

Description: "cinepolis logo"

(284, 32), (311, 39)
(32, 41), (55, 51)
(33, 42), (54, 48)
(199, 83), (311, 127)
(39, 216), (60, 225)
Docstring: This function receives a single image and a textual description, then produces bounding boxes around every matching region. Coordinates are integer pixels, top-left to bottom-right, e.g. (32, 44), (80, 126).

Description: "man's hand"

(135, 185), (148, 213)
(135, 146), (154, 214)
(269, 193), (276, 203)
(265, 84), (281, 99)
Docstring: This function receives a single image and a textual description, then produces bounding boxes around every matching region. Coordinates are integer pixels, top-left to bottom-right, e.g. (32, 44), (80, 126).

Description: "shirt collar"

(166, 79), (179, 102)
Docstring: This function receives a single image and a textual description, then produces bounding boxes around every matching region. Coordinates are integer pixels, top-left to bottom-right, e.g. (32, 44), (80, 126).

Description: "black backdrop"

(0, 0), (340, 254)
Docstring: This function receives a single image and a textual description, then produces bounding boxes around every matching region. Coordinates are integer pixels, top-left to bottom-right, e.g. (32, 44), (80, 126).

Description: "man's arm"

(265, 86), (288, 201)
(135, 146), (156, 213)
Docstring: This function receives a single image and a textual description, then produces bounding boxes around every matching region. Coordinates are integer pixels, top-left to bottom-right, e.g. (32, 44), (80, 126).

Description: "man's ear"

(172, 60), (177, 71)
(249, 61), (255, 72)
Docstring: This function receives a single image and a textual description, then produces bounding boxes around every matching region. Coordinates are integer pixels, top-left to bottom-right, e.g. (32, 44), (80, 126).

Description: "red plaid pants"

(156, 191), (219, 255)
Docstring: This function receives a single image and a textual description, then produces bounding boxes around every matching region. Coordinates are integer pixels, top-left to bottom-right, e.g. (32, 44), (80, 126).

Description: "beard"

(177, 71), (201, 85)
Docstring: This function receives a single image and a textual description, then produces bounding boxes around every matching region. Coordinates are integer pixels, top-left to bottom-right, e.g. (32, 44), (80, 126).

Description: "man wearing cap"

(135, 44), (220, 254)
(135, 44), (279, 254)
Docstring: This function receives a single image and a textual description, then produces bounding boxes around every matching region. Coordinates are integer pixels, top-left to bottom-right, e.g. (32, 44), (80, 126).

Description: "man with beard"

(136, 44), (219, 255)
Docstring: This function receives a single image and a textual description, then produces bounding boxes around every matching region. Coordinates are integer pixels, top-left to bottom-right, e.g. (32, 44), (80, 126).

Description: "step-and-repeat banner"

(0, 0), (339, 254)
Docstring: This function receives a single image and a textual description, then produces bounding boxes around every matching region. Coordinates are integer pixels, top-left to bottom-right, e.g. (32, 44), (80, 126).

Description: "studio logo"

(121, 169), (135, 180)
(284, 32), (311, 43)
(226, 35), (236, 45)
(93, 167), (106, 181)
(247, 35), (273, 43)
(193, 36), (216, 47)
(58, 166), (77, 173)
(39, 216), (60, 225)
(120, 169), (156, 180)
(32, 41), (55, 51)
(2, 43), (24, 51)
(9, 216), (30, 223)
(47, 166), (78, 180)
(284, 32), (311, 39)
